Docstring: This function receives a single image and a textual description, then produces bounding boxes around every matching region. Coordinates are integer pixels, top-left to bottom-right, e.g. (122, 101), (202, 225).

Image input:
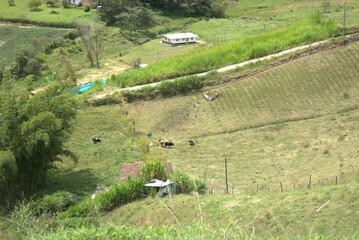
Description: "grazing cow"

(189, 140), (195, 146)
(159, 139), (174, 148)
(92, 137), (101, 144)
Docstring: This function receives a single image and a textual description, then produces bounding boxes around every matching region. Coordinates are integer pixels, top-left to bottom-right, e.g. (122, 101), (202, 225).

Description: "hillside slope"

(128, 41), (359, 192)
(103, 183), (359, 238)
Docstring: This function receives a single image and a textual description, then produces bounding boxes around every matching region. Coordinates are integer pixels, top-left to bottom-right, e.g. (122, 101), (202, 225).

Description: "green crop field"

(0, 25), (70, 64)
(126, 41), (359, 193)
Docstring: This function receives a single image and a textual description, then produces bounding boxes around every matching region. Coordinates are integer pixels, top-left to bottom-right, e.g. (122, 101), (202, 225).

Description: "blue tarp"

(70, 79), (107, 95)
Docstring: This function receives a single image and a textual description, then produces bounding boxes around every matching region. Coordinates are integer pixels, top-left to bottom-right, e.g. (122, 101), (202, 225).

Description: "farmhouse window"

(183, 38), (185, 41)
(176, 39), (179, 41)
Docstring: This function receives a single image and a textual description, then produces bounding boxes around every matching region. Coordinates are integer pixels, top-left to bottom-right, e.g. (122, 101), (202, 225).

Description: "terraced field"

(128, 41), (359, 193)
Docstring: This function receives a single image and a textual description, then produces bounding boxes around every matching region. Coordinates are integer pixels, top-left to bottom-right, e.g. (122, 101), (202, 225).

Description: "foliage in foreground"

(0, 80), (77, 203)
(30, 223), (358, 240)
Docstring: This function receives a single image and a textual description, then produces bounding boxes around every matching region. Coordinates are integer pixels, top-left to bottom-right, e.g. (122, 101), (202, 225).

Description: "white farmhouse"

(68, 0), (90, 5)
(162, 32), (198, 45)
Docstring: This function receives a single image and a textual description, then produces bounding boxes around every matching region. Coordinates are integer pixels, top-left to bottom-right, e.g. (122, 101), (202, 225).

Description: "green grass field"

(0, 0), (94, 25)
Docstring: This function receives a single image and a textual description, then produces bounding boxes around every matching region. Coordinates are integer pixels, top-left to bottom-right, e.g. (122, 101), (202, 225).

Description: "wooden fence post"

(280, 182), (283, 192)
(232, 180), (234, 195)
(308, 175), (312, 189)
(225, 157), (228, 194)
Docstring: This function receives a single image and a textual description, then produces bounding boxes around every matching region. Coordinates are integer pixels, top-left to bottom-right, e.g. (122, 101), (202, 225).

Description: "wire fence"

(207, 169), (357, 195)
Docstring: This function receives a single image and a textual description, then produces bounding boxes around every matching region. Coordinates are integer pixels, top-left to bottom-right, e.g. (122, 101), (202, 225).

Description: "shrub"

(61, 0), (69, 8)
(172, 172), (207, 194)
(140, 160), (169, 181)
(30, 191), (77, 215)
(8, 0), (15, 6)
(61, 178), (147, 218)
(28, 0), (42, 9)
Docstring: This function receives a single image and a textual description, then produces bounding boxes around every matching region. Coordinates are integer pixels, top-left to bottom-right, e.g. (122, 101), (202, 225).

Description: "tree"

(0, 81), (77, 196)
(57, 49), (77, 84)
(76, 19), (106, 67)
(0, 151), (17, 208)
(12, 47), (40, 79)
(28, 0), (42, 9)
(46, 0), (59, 13)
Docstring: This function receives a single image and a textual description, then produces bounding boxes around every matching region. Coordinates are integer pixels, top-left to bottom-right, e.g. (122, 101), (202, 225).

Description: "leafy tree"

(76, 19), (106, 67)
(57, 49), (77, 84)
(0, 81), (77, 196)
(28, 0), (42, 9)
(46, 0), (59, 13)
(12, 47), (40, 79)
(210, 0), (228, 17)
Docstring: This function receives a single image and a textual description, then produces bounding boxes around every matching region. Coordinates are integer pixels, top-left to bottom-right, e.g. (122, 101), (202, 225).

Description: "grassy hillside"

(127, 41), (359, 193)
(37, 105), (140, 197)
(102, 183), (359, 238)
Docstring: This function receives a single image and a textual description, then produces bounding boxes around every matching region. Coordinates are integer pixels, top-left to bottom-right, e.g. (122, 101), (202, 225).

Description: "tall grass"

(110, 14), (339, 88)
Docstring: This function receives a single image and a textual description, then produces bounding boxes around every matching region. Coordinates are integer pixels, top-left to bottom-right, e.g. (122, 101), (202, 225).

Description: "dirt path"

(76, 60), (130, 85)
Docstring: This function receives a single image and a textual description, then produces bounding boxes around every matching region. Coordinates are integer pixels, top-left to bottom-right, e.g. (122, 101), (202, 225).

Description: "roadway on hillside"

(93, 35), (353, 100)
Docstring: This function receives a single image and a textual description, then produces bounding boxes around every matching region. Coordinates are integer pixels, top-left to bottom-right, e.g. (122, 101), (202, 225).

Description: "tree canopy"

(0, 81), (77, 201)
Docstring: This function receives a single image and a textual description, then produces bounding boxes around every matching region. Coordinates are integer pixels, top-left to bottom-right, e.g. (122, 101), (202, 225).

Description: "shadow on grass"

(36, 168), (99, 199)
(50, 11), (60, 14)
(30, 8), (44, 12)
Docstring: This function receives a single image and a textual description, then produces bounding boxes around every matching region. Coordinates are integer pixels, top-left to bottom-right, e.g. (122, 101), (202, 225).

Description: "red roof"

(82, 0), (90, 6)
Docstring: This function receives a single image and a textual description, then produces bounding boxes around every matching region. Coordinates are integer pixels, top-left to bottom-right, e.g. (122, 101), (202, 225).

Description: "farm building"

(145, 179), (176, 197)
(68, 0), (90, 5)
(162, 33), (198, 45)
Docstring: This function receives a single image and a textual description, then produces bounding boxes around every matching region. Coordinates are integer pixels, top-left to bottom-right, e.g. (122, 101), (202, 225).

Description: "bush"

(28, 0), (42, 9)
(63, 31), (79, 40)
(61, 0), (69, 8)
(140, 160), (169, 181)
(30, 191), (77, 215)
(8, 0), (15, 6)
(61, 178), (147, 218)
(172, 172), (207, 194)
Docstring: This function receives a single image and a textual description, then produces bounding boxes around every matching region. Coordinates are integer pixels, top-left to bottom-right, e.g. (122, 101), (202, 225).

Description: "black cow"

(189, 140), (195, 146)
(92, 137), (101, 144)
(159, 139), (174, 148)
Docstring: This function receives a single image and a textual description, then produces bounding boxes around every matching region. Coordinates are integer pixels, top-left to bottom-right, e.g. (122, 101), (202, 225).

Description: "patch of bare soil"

(76, 59), (130, 85)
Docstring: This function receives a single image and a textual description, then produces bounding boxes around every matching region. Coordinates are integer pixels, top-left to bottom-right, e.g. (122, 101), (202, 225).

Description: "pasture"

(126, 41), (359, 193)
(38, 105), (140, 197)
(0, 0), (93, 26)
